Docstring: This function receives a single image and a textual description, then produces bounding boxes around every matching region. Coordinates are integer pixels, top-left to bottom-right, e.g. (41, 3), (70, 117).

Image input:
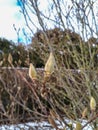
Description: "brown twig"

(15, 69), (44, 110)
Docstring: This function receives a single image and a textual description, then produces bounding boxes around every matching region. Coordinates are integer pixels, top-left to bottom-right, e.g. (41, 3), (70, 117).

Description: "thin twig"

(82, 113), (98, 129)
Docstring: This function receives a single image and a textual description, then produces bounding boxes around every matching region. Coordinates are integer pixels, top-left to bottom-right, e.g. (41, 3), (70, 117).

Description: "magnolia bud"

(75, 122), (82, 130)
(90, 96), (96, 111)
(29, 63), (37, 80)
(44, 52), (56, 78)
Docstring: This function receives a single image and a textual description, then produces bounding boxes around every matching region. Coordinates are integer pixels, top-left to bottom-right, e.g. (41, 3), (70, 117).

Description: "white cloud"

(0, 0), (16, 6)
(0, 0), (25, 43)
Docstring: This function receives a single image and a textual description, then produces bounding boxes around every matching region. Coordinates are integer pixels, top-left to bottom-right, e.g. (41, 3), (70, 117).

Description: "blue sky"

(0, 0), (49, 44)
(0, 0), (26, 43)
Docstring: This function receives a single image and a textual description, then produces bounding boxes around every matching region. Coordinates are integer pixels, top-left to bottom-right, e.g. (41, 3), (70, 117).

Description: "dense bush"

(0, 28), (98, 129)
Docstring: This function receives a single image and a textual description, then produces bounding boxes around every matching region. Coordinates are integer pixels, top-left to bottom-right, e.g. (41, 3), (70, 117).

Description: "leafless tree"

(18, 0), (98, 41)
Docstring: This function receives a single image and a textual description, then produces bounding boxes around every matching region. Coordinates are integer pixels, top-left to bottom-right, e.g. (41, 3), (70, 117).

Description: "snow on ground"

(0, 120), (93, 130)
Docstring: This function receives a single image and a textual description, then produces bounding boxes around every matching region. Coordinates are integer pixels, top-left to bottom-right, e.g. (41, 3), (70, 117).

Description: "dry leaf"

(82, 107), (88, 118)
(8, 53), (13, 65)
(50, 109), (58, 119)
(48, 115), (58, 129)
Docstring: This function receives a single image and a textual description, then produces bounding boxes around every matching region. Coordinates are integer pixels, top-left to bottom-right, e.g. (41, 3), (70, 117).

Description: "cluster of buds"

(28, 52), (56, 98)
(29, 52), (56, 81)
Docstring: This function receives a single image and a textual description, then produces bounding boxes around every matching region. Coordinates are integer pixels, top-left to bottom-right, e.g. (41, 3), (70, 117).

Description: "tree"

(1, 0), (96, 129)
(18, 0), (98, 40)
(17, 0), (98, 69)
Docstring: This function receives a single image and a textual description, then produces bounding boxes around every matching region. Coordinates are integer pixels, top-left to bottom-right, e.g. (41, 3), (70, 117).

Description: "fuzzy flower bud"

(44, 52), (56, 78)
(90, 96), (96, 111)
(75, 122), (82, 130)
(29, 63), (37, 80)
